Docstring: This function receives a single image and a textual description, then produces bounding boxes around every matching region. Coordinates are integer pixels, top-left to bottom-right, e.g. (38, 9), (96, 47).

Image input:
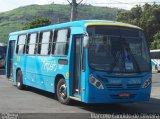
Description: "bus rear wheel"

(56, 78), (70, 104)
(16, 70), (24, 90)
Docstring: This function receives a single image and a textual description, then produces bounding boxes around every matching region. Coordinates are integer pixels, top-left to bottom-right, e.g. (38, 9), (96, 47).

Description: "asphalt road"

(0, 69), (160, 118)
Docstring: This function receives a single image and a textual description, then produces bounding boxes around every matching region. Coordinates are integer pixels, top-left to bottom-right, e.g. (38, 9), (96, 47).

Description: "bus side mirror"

(83, 32), (89, 48)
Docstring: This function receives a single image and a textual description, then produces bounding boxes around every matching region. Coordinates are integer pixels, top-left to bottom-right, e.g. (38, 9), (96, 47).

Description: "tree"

(116, 3), (160, 48)
(22, 17), (51, 30)
(151, 32), (160, 49)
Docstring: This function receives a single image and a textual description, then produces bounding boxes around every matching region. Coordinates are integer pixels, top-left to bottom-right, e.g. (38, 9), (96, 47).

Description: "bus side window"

(52, 29), (70, 56)
(16, 35), (26, 54)
(27, 33), (38, 55)
(38, 31), (52, 55)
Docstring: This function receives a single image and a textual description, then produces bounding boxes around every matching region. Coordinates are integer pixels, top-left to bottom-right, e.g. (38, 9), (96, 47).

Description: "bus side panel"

(22, 55), (69, 93)
(22, 56), (37, 88)
(34, 56), (56, 93)
(14, 55), (26, 82)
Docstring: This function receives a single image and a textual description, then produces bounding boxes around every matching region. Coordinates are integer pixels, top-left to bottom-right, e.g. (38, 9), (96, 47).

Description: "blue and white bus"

(6, 20), (151, 104)
(150, 49), (160, 72)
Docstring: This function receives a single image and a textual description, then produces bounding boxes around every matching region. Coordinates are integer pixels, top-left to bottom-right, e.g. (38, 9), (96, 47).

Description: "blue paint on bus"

(6, 20), (151, 104)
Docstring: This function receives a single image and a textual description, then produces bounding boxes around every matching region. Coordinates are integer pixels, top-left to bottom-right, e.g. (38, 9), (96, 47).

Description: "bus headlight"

(142, 77), (152, 88)
(89, 75), (104, 90)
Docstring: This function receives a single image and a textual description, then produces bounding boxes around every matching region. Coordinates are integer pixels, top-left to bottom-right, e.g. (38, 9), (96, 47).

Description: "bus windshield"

(87, 26), (150, 73)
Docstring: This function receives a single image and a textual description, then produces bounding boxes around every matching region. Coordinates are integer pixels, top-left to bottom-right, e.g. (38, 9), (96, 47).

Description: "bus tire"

(16, 70), (24, 90)
(56, 78), (70, 104)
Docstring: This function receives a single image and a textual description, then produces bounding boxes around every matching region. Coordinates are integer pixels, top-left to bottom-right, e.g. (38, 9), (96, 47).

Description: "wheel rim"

(59, 84), (67, 100)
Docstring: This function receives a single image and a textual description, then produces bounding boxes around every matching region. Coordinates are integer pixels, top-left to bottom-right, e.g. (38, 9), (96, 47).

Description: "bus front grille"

(106, 84), (141, 90)
(106, 84), (123, 90)
(127, 84), (141, 89)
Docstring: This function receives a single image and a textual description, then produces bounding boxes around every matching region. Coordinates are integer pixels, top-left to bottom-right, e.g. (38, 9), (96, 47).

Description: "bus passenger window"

(38, 31), (52, 55)
(27, 33), (37, 55)
(53, 29), (70, 56)
(16, 35), (26, 54)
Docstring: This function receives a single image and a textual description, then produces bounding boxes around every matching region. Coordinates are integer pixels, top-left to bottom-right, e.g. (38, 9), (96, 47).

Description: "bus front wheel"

(56, 78), (70, 104)
(16, 70), (24, 90)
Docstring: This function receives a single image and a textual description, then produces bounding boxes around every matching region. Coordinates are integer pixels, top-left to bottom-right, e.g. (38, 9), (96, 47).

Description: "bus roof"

(9, 20), (142, 36)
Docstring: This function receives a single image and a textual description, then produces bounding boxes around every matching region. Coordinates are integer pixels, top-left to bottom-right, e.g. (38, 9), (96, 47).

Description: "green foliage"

(0, 4), (121, 43)
(22, 17), (51, 30)
(116, 4), (160, 49)
(151, 32), (160, 49)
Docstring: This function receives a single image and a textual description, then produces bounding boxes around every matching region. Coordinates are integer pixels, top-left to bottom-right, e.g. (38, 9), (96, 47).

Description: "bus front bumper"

(86, 85), (151, 103)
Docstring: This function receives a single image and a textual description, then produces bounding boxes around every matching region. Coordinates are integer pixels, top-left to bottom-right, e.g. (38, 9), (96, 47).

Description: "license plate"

(119, 93), (130, 97)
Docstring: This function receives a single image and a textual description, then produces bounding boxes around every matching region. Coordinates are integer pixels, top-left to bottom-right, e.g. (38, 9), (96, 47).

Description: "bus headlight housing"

(142, 77), (152, 88)
(89, 75), (104, 90)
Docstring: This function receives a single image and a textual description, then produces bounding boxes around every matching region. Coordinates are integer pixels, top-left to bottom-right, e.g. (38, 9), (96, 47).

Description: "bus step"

(69, 96), (81, 101)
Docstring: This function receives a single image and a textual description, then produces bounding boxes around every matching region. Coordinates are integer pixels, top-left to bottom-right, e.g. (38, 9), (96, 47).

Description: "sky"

(0, 0), (160, 13)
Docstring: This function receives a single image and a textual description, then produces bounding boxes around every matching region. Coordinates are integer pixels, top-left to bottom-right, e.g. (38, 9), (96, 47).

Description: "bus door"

(7, 40), (15, 78)
(73, 35), (83, 96)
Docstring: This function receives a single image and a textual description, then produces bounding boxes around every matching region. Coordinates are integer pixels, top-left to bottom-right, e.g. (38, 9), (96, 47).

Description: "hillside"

(0, 4), (122, 43)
